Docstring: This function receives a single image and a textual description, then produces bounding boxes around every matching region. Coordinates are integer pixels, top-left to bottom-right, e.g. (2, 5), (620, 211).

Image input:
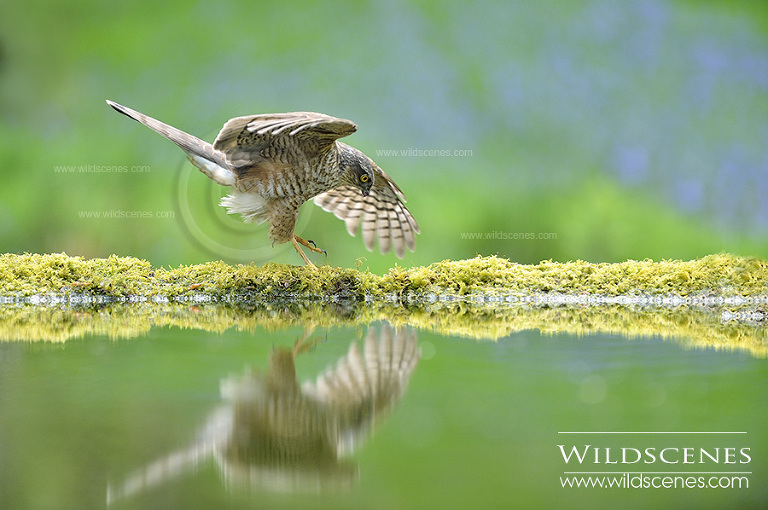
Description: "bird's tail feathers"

(106, 100), (235, 186)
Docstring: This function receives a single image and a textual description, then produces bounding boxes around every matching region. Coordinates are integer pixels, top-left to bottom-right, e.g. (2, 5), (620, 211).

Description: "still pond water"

(0, 302), (765, 509)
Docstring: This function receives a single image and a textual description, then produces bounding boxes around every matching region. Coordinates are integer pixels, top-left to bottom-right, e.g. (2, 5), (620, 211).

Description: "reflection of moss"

(416, 302), (768, 358)
(1, 252), (768, 299)
(0, 301), (765, 358)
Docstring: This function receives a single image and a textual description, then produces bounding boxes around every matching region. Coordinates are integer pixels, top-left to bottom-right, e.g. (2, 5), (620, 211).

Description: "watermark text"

(54, 164), (151, 173)
(375, 148), (473, 158)
(77, 209), (175, 220)
(460, 231), (557, 240)
(557, 432), (751, 491)
(560, 472), (749, 489)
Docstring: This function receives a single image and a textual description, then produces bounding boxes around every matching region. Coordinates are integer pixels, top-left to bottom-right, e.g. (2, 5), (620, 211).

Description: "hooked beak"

(361, 189), (369, 198)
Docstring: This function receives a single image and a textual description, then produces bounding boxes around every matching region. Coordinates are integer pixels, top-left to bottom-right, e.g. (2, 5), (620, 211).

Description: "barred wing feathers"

(313, 171), (419, 258)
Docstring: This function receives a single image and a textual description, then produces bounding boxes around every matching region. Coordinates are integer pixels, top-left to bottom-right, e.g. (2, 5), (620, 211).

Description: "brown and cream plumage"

(107, 327), (420, 501)
(106, 100), (419, 265)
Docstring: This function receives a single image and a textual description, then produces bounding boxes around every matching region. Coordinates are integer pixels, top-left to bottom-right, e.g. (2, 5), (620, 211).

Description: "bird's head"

(339, 146), (374, 197)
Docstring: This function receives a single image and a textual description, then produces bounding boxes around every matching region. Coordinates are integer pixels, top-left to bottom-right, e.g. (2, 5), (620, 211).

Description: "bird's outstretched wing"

(313, 166), (419, 258)
(301, 327), (420, 456)
(212, 112), (358, 184)
(214, 112), (357, 152)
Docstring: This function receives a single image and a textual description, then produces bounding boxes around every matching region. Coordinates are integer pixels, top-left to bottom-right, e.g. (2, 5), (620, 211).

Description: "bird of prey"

(106, 326), (420, 502)
(106, 100), (419, 266)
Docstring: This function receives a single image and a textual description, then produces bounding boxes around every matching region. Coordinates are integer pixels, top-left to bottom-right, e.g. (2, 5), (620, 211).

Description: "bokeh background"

(1, 0), (766, 273)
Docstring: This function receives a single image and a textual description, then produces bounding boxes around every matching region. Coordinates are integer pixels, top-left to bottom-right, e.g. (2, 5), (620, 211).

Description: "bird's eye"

(360, 174), (369, 183)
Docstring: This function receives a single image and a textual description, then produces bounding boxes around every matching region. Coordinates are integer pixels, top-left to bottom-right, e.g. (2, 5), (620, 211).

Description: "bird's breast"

(236, 154), (341, 201)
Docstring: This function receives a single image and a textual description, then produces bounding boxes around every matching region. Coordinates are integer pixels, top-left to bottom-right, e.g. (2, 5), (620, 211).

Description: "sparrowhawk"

(106, 100), (419, 266)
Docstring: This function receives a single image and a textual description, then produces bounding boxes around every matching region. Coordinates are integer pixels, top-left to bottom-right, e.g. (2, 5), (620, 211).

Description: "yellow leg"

(294, 235), (327, 256)
(290, 236), (315, 267)
(293, 326), (318, 356)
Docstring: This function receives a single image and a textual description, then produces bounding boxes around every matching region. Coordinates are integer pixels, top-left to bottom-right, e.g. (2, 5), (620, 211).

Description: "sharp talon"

(293, 234), (325, 258)
(321, 249), (327, 257)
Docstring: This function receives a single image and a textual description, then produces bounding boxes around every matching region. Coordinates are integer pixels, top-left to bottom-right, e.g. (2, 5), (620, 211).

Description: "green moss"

(0, 254), (768, 357)
(1, 252), (766, 356)
(1, 252), (768, 299)
(376, 254), (768, 298)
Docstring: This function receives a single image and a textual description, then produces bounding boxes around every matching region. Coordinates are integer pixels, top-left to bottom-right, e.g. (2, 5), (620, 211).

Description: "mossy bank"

(1, 252), (767, 302)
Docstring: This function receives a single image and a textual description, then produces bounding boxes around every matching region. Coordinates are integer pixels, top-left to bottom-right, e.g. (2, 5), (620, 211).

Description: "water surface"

(0, 303), (765, 509)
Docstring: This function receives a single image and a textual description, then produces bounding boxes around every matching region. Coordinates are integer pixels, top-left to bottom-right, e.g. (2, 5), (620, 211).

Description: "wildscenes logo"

(558, 445), (751, 465)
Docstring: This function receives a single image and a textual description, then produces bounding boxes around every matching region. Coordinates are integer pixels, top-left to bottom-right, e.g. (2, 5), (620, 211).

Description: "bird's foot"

(294, 235), (327, 256)
(293, 326), (320, 356)
(290, 236), (316, 267)
(306, 239), (328, 257)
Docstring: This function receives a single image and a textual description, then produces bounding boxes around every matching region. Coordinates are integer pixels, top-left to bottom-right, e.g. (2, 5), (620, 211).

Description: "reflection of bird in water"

(107, 326), (419, 504)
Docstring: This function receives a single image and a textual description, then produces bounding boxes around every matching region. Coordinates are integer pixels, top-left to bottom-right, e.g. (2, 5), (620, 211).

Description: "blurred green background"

(1, 0), (766, 273)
